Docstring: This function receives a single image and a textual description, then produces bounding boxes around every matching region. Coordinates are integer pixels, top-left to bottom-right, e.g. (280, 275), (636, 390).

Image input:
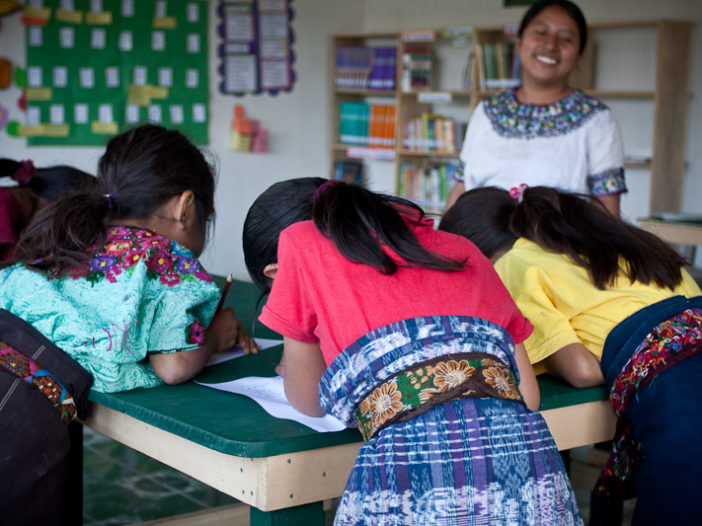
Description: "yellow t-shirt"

(495, 238), (702, 374)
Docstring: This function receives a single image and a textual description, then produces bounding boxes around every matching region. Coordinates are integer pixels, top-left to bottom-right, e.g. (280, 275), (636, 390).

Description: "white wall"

(0, 0), (700, 280)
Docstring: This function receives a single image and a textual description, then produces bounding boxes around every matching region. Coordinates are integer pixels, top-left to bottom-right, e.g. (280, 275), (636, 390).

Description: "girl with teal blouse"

(1, 124), (256, 392)
(0, 125), (255, 524)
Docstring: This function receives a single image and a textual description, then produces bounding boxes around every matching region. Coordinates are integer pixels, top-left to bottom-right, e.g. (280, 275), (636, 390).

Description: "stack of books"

(339, 102), (396, 148)
(335, 46), (396, 90)
(479, 40), (520, 90)
(403, 113), (466, 153)
(397, 161), (460, 211)
(400, 43), (433, 92)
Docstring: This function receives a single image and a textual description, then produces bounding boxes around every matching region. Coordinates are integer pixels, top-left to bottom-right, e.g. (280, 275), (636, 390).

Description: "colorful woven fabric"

(0, 225), (220, 392)
(320, 316), (582, 525)
(484, 88), (607, 139)
(0, 342), (76, 424)
(597, 308), (702, 494)
(355, 352), (522, 441)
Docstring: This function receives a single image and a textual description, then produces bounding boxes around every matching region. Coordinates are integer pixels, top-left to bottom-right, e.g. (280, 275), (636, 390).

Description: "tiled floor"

(83, 427), (238, 526)
(83, 427), (635, 525)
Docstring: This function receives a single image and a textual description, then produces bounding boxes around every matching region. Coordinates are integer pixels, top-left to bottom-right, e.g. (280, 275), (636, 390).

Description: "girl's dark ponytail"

(312, 182), (464, 274)
(243, 178), (464, 294)
(16, 191), (111, 273)
(510, 187), (686, 289)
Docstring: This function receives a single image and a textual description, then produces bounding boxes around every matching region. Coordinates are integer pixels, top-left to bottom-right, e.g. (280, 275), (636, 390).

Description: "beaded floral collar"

(484, 88), (607, 139)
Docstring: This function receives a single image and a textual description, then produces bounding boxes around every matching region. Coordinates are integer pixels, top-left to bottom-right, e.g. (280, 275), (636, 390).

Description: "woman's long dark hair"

(17, 125), (216, 274)
(243, 178), (464, 293)
(518, 0), (588, 55)
(440, 186), (686, 290)
(0, 158), (95, 200)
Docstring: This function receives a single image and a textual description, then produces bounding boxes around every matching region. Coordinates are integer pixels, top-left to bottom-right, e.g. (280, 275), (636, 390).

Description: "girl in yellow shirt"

(439, 185), (702, 525)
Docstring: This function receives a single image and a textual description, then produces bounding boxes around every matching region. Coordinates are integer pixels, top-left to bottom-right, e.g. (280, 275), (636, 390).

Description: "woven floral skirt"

(319, 316), (582, 526)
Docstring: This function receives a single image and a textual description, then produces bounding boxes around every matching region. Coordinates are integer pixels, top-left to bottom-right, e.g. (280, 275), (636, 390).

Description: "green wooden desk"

(83, 278), (616, 525)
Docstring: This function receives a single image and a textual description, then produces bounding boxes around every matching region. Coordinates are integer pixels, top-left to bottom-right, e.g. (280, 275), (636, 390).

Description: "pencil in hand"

(216, 274), (233, 312)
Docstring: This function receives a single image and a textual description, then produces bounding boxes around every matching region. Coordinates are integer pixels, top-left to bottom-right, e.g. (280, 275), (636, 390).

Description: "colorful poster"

(24, 0), (209, 145)
(217, 0), (295, 95)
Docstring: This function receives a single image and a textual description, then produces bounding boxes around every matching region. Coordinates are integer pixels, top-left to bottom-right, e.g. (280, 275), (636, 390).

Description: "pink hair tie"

(12, 160), (35, 186)
(509, 183), (528, 202)
(313, 179), (341, 203)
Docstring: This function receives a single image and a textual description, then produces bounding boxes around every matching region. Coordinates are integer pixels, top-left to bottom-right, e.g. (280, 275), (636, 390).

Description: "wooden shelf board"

(396, 149), (459, 158)
(333, 88), (397, 96)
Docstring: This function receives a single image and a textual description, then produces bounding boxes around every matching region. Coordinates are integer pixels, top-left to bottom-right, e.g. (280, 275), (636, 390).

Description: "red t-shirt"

(260, 218), (532, 365)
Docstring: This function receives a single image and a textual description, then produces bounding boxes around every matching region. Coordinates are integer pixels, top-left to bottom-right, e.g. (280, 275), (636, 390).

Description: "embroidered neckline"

(484, 88), (607, 139)
(64, 225), (212, 287)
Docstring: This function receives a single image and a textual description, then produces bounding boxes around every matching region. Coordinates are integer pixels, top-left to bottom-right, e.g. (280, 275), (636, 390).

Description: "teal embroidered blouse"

(0, 226), (219, 392)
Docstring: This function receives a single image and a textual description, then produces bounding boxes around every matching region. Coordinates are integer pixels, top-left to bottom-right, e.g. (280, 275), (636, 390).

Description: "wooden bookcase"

(329, 19), (692, 215)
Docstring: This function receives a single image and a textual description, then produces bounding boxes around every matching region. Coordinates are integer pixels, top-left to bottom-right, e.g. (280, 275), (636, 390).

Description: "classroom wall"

(0, 0), (700, 280)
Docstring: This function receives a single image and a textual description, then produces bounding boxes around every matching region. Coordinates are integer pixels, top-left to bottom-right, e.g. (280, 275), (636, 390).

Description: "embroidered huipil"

(458, 89), (626, 196)
(0, 226), (220, 392)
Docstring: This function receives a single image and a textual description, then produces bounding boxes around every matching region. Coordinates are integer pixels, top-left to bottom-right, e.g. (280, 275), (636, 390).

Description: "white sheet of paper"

(196, 376), (346, 433)
(169, 104), (184, 124)
(187, 2), (199, 22)
(121, 0), (134, 17)
(185, 69), (199, 88)
(60, 27), (74, 48)
(79, 68), (94, 88)
(152, 31), (166, 51)
(187, 34), (200, 53)
(105, 67), (120, 88)
(49, 104), (65, 124)
(53, 66), (68, 87)
(119, 31), (133, 51)
(29, 27), (43, 47)
(148, 105), (162, 123)
(74, 104), (89, 124)
(133, 66), (147, 86)
(91, 28), (106, 49)
(27, 107), (41, 126)
(98, 104), (113, 124)
(158, 67), (172, 87)
(192, 103), (206, 123)
(155, 0), (167, 18)
(206, 337), (282, 366)
(28, 67), (42, 88)
(125, 105), (139, 123)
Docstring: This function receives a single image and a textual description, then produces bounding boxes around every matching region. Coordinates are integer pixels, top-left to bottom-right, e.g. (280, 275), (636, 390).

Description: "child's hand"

(207, 307), (260, 355)
(206, 307), (242, 352)
(235, 319), (260, 355)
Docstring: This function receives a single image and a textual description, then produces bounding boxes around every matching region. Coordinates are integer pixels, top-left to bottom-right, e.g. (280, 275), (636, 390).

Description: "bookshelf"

(329, 19), (692, 215)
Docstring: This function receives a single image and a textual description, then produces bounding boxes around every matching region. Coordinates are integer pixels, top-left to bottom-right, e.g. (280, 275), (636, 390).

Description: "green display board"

(24, 0), (209, 146)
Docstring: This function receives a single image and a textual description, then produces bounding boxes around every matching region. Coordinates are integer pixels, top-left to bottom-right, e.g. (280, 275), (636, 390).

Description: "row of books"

(479, 40), (521, 90)
(403, 113), (466, 154)
(400, 43), (433, 92)
(339, 102), (396, 148)
(334, 46), (397, 91)
(397, 161), (460, 211)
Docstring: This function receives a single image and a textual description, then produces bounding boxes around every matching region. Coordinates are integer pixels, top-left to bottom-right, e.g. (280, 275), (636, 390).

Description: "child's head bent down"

(243, 178), (464, 293)
(18, 124), (216, 274)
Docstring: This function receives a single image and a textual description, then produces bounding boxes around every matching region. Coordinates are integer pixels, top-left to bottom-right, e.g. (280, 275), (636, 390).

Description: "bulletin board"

(217, 0), (295, 96)
(24, 0), (209, 146)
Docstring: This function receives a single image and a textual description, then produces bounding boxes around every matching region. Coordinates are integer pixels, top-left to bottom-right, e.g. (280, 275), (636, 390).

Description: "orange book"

(382, 104), (396, 148)
(368, 104), (384, 148)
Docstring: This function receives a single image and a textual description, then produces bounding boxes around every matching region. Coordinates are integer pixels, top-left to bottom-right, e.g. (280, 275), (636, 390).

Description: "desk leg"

(249, 501), (325, 526)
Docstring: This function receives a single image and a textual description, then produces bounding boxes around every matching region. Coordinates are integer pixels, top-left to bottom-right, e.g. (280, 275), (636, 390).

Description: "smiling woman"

(445, 0), (627, 218)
